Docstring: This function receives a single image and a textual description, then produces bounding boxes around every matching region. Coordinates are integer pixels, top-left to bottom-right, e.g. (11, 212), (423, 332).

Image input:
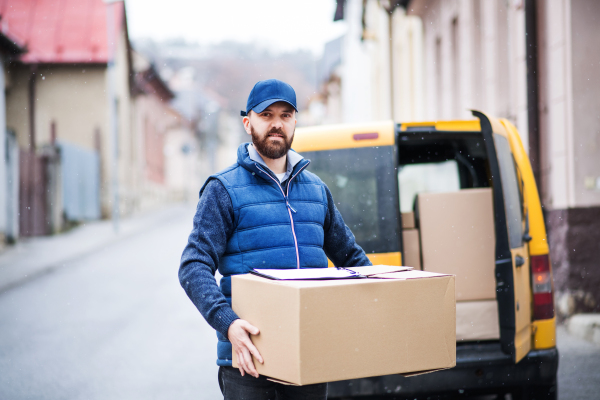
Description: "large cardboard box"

(456, 300), (500, 341)
(232, 268), (456, 385)
(402, 229), (422, 270)
(418, 189), (496, 301)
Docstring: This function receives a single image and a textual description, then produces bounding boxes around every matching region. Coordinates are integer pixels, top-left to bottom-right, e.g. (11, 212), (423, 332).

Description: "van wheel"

(512, 382), (557, 400)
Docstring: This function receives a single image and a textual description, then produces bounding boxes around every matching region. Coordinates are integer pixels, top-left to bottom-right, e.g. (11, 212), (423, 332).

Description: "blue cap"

(241, 79), (298, 117)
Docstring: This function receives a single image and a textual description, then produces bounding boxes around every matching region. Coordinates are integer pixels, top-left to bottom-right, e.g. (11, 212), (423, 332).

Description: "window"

(398, 160), (460, 213)
(494, 134), (523, 248)
(303, 146), (399, 255)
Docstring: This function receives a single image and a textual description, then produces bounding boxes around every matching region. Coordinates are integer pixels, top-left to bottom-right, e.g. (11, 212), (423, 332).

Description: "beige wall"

(5, 66), (30, 149)
(6, 64), (107, 151)
(164, 127), (202, 202)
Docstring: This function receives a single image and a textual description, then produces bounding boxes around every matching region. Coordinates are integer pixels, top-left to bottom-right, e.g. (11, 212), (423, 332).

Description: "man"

(179, 79), (371, 399)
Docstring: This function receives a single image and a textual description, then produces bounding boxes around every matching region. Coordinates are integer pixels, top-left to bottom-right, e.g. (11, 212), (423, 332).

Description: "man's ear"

(242, 115), (252, 135)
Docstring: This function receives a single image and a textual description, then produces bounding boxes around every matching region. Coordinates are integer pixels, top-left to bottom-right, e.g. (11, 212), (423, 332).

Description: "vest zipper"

(255, 163), (308, 269)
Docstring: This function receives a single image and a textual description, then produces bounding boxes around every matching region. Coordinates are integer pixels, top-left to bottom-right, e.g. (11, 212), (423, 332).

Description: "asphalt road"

(0, 206), (222, 400)
(0, 205), (598, 399)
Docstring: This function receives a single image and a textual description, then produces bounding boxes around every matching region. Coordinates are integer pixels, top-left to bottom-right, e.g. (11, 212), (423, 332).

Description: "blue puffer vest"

(200, 143), (329, 366)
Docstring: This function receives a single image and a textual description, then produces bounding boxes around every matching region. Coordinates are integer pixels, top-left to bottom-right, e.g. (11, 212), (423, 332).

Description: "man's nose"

(271, 118), (284, 129)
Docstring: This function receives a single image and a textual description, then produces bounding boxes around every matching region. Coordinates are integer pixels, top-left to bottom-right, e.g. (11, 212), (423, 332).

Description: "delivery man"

(179, 78), (371, 399)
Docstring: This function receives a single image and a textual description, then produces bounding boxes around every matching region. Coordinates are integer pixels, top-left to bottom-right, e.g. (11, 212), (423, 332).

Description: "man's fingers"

(246, 340), (264, 364)
(237, 351), (246, 376)
(241, 348), (259, 378)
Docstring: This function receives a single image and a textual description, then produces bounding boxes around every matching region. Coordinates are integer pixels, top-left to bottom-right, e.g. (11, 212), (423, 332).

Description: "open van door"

(472, 111), (532, 363)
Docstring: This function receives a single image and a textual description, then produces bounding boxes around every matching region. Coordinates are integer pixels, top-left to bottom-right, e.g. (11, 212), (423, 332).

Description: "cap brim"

(252, 98), (298, 114)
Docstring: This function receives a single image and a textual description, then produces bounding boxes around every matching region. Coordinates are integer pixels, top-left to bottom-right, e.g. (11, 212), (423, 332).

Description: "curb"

(566, 314), (600, 346)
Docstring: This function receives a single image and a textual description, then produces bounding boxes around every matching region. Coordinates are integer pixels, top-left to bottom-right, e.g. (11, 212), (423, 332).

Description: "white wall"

(538, 0), (574, 209)
(341, 0), (375, 123)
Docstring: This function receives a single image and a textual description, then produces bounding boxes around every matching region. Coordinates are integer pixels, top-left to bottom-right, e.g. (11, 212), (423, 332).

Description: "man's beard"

(250, 125), (294, 160)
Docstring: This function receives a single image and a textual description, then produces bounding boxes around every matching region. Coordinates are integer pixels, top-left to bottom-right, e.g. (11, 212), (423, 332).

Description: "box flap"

(400, 367), (451, 377)
(265, 377), (301, 386)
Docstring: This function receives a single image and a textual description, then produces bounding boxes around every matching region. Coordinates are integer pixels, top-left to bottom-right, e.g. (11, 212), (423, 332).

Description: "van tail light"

(531, 255), (555, 320)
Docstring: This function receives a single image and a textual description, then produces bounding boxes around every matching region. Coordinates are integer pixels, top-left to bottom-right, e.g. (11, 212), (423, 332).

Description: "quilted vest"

(200, 143), (329, 366)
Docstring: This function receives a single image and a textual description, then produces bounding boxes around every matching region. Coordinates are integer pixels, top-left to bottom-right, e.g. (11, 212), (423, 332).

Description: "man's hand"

(228, 319), (264, 378)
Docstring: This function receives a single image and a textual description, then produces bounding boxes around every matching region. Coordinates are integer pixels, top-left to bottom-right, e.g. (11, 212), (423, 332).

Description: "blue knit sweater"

(179, 144), (372, 365)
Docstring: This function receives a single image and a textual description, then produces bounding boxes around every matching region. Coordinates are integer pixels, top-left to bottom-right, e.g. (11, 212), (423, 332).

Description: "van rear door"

(472, 111), (532, 363)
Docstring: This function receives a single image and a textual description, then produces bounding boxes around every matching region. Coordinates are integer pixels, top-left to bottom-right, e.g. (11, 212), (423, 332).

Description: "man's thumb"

(242, 320), (260, 335)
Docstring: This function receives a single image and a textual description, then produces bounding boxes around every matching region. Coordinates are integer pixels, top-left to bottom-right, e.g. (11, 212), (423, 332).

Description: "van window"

(303, 146), (399, 255)
(494, 134), (523, 248)
(398, 160), (460, 213)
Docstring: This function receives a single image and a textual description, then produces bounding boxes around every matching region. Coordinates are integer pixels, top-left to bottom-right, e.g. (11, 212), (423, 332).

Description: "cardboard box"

(402, 211), (416, 229)
(418, 189), (496, 301)
(232, 268), (456, 385)
(456, 300), (500, 341)
(402, 229), (422, 270)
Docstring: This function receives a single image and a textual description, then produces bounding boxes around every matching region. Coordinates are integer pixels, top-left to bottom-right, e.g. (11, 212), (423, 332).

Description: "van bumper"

(327, 342), (558, 398)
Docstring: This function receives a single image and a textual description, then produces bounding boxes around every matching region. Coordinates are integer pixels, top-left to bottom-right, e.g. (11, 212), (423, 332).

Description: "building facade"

(328, 0), (600, 316)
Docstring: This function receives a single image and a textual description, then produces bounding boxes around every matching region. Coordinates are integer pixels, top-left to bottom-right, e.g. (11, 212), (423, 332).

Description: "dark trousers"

(218, 367), (328, 400)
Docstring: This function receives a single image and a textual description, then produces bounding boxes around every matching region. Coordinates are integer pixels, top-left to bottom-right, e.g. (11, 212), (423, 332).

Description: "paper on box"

(232, 270), (456, 385)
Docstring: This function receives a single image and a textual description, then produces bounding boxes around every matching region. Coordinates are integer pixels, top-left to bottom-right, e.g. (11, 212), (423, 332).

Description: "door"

(19, 150), (49, 237)
(472, 111), (532, 363)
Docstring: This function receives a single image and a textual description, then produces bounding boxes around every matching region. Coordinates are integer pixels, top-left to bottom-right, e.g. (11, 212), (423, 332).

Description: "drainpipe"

(525, 0), (541, 198)
(388, 9), (395, 121)
(28, 65), (37, 151)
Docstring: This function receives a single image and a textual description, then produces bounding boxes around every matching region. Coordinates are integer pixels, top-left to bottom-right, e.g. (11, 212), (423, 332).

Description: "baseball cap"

(241, 79), (298, 117)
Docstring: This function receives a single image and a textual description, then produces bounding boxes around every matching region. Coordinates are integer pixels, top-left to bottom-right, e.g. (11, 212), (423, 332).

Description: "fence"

(58, 141), (101, 221)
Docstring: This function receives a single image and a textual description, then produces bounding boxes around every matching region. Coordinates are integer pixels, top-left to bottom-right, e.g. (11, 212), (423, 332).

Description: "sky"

(125, 0), (347, 56)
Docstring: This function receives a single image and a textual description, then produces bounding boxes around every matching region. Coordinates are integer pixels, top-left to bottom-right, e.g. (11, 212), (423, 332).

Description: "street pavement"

(0, 204), (222, 400)
(0, 204), (599, 399)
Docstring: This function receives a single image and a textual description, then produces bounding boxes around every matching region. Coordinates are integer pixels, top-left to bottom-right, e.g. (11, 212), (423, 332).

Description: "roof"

(0, 0), (125, 64)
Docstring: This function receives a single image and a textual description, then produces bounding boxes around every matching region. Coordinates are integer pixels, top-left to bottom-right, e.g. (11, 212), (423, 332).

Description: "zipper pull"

(285, 197), (297, 213)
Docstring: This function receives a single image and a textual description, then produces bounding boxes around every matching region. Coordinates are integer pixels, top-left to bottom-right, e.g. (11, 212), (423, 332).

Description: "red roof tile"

(0, 0), (124, 64)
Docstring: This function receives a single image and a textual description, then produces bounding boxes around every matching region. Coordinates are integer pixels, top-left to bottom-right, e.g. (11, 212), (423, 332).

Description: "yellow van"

(293, 111), (558, 399)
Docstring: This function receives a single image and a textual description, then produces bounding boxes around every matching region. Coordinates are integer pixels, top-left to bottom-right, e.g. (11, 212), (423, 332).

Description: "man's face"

(243, 102), (296, 160)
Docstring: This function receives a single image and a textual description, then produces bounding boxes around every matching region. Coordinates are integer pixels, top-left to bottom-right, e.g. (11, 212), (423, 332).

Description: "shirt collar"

(248, 143), (303, 179)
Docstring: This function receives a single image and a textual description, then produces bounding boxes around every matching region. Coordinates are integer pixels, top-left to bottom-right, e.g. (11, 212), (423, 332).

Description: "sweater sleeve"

(322, 185), (373, 268)
(179, 179), (239, 337)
